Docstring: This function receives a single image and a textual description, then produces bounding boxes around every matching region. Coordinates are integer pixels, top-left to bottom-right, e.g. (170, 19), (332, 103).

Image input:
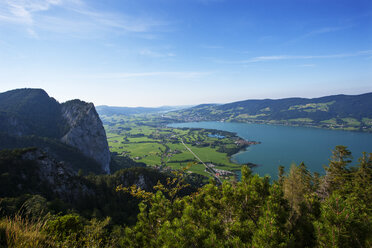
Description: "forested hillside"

(0, 148), (187, 226)
(166, 93), (372, 131)
(1, 146), (371, 247)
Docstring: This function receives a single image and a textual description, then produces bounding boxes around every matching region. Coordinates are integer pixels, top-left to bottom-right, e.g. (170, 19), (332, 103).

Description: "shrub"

(0, 214), (50, 248)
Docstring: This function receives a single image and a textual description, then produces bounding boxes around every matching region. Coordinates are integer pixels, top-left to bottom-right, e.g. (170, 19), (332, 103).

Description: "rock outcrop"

(0, 148), (95, 202)
(0, 113), (30, 136)
(0, 88), (112, 174)
(61, 100), (111, 174)
(20, 148), (95, 201)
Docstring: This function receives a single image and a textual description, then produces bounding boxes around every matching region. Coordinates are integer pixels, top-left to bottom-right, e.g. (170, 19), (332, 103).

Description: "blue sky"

(0, 0), (371, 107)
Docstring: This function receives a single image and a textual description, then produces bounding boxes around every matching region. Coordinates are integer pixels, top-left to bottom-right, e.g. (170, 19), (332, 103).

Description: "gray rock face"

(61, 100), (111, 174)
(21, 149), (95, 201)
(0, 115), (29, 136)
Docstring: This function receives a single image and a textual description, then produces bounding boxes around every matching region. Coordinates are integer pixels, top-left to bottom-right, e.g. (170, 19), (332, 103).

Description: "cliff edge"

(0, 88), (111, 174)
(61, 100), (111, 174)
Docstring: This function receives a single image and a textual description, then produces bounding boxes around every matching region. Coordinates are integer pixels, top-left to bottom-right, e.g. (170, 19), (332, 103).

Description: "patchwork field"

(101, 114), (253, 178)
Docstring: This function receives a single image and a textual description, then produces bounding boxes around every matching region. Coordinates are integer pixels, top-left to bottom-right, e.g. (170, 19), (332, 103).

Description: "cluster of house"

(166, 149), (182, 158)
(234, 139), (261, 146)
(207, 163), (234, 178)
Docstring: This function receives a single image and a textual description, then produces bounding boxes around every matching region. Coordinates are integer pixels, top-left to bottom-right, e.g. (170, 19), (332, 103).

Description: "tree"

(283, 163), (313, 214)
(282, 163), (319, 247)
(322, 146), (352, 195)
(290, 192), (320, 248)
(119, 166), (273, 247)
(353, 152), (372, 204)
(251, 184), (291, 247)
(314, 193), (371, 248)
(278, 165), (285, 186)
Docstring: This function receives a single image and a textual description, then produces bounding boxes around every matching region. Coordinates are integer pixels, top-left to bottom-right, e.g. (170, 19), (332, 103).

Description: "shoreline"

(167, 124), (261, 176)
(171, 126), (261, 167)
(167, 119), (372, 134)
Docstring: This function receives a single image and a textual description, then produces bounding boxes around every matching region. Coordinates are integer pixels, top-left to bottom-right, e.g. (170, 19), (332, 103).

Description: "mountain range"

(165, 93), (372, 131)
(96, 105), (192, 116)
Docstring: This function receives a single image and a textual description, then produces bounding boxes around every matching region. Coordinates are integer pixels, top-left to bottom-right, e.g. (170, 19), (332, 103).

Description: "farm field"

(101, 114), (254, 178)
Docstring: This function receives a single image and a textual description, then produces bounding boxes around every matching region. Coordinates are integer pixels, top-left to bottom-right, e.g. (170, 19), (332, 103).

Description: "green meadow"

(102, 114), (246, 177)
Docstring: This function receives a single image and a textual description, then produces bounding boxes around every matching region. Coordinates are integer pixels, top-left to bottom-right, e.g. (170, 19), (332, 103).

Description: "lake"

(169, 122), (372, 179)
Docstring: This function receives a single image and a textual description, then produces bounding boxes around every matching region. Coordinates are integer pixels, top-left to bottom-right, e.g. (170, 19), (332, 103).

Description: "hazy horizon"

(2, 87), (371, 108)
(96, 91), (372, 108)
(0, 0), (371, 107)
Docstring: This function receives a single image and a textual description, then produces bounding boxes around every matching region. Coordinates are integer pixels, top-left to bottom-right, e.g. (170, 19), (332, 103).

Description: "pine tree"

(322, 146), (352, 195)
(314, 192), (371, 248)
(353, 152), (372, 204)
(251, 184), (291, 247)
(278, 165), (285, 186)
(283, 163), (313, 214)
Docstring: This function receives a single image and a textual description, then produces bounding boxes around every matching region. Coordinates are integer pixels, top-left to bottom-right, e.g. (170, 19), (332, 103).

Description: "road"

(179, 137), (222, 184)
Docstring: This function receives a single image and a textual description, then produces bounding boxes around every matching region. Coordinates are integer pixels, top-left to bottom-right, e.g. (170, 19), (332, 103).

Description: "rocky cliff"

(61, 100), (111, 174)
(0, 88), (111, 174)
(0, 148), (178, 224)
(0, 148), (95, 202)
(21, 148), (95, 201)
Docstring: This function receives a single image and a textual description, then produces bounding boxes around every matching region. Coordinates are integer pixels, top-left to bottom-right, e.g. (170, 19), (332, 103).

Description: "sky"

(0, 0), (371, 107)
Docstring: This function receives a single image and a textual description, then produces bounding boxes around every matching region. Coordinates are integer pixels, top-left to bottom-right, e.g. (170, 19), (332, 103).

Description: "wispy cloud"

(287, 25), (353, 44)
(0, 0), (168, 37)
(250, 54), (349, 62)
(304, 26), (351, 37)
(26, 27), (38, 38)
(214, 50), (372, 64)
(70, 7), (167, 33)
(358, 50), (372, 56)
(0, 0), (68, 25)
(81, 71), (212, 80)
(139, 49), (175, 58)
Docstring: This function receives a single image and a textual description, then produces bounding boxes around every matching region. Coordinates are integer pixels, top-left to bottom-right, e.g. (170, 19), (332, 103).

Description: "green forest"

(165, 93), (372, 132)
(1, 146), (371, 247)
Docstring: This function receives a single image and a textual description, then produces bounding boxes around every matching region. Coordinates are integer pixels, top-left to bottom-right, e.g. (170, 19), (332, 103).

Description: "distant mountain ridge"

(0, 88), (111, 173)
(166, 93), (372, 131)
(96, 105), (193, 116)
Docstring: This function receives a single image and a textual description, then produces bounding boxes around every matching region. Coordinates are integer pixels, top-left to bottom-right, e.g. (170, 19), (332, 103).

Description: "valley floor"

(101, 114), (258, 179)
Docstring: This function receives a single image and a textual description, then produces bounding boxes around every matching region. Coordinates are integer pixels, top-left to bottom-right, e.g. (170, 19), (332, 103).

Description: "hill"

(0, 88), (111, 173)
(166, 93), (372, 131)
(0, 88), (67, 138)
(0, 148), (173, 225)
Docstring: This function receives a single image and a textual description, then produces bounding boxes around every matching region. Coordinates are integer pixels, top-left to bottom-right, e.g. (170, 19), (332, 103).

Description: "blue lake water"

(169, 122), (372, 179)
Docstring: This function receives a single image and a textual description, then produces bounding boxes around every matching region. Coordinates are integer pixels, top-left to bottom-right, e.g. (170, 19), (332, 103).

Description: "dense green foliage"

(118, 147), (371, 247)
(0, 148), (183, 226)
(1, 146), (370, 247)
(166, 93), (372, 131)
